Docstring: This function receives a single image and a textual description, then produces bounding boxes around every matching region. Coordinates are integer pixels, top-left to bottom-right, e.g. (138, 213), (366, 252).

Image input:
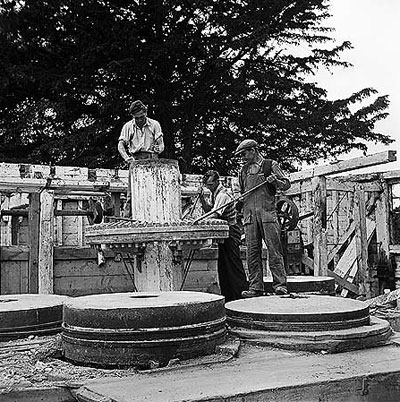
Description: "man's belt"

(130, 152), (159, 160)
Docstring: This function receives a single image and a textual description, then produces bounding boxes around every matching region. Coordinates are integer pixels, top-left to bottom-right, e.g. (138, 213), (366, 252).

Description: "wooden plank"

(54, 258), (126, 277)
(389, 245), (400, 254)
(334, 219), (375, 278)
(55, 199), (63, 246)
(334, 218), (376, 297)
(301, 254), (314, 270)
(376, 182), (391, 262)
(354, 186), (368, 296)
(77, 200), (84, 246)
(328, 270), (359, 294)
(327, 221), (356, 264)
(383, 170), (400, 180)
(305, 191), (313, 247)
(0, 194), (10, 244)
(53, 273), (132, 296)
(111, 192), (121, 217)
(28, 192), (40, 293)
(0, 178), (127, 193)
(340, 260), (359, 297)
(290, 150), (396, 182)
(0, 246), (29, 260)
(331, 190), (340, 264)
(0, 260), (29, 294)
(38, 190), (54, 293)
(312, 176), (327, 276)
(285, 179), (363, 196)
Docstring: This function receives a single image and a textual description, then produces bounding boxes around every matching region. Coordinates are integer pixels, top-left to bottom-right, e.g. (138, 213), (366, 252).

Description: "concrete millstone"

(62, 291), (226, 368)
(0, 294), (69, 340)
(226, 295), (392, 353)
(263, 275), (335, 295)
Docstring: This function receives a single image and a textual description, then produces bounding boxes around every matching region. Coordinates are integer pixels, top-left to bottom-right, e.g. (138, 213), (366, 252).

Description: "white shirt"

(119, 117), (163, 154)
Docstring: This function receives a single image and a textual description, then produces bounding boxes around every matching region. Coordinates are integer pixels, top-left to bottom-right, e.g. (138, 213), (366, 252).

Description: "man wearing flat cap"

(234, 139), (290, 298)
(118, 100), (164, 163)
(118, 100), (165, 216)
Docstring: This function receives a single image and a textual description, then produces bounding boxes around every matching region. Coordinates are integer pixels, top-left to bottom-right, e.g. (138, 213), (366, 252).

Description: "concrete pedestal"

(129, 159), (181, 224)
(85, 159), (229, 291)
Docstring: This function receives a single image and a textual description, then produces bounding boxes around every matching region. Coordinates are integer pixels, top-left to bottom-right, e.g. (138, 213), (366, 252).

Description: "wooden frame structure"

(286, 150), (396, 298)
(0, 150), (398, 297)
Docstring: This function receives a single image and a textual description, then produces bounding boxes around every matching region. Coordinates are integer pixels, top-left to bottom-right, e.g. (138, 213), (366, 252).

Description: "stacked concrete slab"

(226, 295), (392, 353)
(62, 291), (226, 367)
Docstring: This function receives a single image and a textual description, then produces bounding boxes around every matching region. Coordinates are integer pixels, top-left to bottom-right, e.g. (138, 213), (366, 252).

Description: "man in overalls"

(234, 139), (291, 298)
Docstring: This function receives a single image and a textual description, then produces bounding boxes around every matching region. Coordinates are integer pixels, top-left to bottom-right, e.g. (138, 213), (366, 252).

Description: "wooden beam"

(376, 183), (391, 262)
(28, 192), (40, 293)
(389, 245), (400, 254)
(354, 186), (368, 296)
(328, 270), (360, 294)
(38, 190), (55, 294)
(0, 178), (127, 193)
(327, 221), (356, 265)
(0, 246), (29, 261)
(383, 170), (400, 180)
(290, 150), (396, 183)
(285, 179), (381, 196)
(312, 176), (327, 276)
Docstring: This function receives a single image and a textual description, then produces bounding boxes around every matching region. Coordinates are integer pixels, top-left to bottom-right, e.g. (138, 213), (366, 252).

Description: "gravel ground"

(0, 333), (238, 396)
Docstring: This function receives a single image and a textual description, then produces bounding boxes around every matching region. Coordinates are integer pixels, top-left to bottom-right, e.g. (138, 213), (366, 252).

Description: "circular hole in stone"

(129, 294), (159, 298)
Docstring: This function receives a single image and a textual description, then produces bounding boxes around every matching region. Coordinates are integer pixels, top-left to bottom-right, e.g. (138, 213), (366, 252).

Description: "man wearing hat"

(118, 100), (164, 163)
(118, 100), (165, 216)
(234, 139), (291, 298)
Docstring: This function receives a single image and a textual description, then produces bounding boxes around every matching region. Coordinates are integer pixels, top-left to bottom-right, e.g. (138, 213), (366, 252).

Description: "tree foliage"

(0, 0), (392, 174)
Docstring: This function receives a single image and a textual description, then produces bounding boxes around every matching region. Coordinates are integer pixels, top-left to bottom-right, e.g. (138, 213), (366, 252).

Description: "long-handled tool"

(182, 187), (203, 219)
(180, 188), (205, 289)
(192, 178), (272, 224)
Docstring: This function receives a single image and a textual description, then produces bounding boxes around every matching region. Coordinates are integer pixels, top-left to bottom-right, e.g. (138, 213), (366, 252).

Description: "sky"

(312, 0), (400, 173)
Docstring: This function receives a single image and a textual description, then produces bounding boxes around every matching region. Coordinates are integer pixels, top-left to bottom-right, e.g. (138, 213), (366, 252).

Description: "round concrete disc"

(263, 275), (335, 294)
(229, 316), (392, 353)
(0, 294), (69, 340)
(62, 291), (226, 367)
(226, 295), (370, 332)
(63, 291), (225, 329)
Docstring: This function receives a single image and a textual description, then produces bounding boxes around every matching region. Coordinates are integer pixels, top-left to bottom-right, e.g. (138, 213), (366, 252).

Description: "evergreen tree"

(0, 0), (392, 173)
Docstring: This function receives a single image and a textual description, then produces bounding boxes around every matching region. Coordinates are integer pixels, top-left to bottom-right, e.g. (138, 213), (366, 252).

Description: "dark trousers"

(218, 225), (248, 302)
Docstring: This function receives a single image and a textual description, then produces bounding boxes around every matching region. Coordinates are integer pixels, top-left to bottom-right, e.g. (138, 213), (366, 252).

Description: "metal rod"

(193, 178), (270, 224)
(180, 249), (196, 290)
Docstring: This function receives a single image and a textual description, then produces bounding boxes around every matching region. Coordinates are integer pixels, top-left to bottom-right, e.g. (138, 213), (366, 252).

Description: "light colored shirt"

(119, 117), (163, 155)
(212, 184), (232, 217)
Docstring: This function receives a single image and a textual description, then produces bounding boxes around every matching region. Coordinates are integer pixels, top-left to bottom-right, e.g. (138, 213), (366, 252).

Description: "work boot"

(241, 289), (264, 298)
(274, 286), (288, 296)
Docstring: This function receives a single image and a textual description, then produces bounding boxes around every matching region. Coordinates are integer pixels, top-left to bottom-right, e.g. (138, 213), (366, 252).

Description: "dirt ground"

(0, 334), (142, 394)
(0, 333), (238, 396)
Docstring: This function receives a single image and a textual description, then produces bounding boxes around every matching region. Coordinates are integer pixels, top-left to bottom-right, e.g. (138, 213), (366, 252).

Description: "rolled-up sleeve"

(272, 161), (291, 191)
(119, 122), (130, 144)
(153, 120), (163, 141)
